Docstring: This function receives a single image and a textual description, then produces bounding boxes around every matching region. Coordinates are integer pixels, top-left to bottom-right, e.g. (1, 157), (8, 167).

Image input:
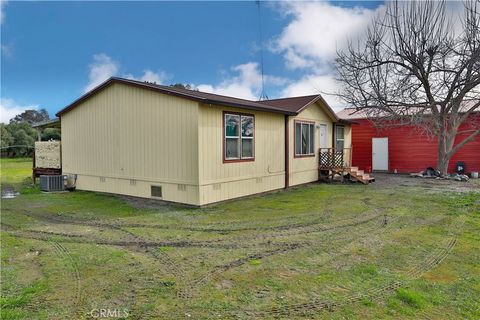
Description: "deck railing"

(319, 148), (352, 169)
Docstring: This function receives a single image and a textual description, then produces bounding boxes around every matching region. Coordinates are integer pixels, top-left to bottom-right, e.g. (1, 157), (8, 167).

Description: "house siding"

(288, 101), (339, 186)
(61, 82), (201, 205)
(351, 114), (480, 173)
(197, 104), (285, 205)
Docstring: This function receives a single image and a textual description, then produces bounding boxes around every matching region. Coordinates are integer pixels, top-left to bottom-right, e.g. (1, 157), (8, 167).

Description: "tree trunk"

(437, 149), (450, 176)
(436, 120), (462, 176)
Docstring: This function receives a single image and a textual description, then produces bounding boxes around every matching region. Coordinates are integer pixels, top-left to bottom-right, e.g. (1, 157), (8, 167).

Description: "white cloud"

(197, 62), (287, 100)
(83, 53), (119, 93)
(270, 2), (384, 110)
(0, 98), (38, 123)
(1, 44), (12, 57)
(84, 54), (169, 92)
(1, 0), (7, 25)
(281, 74), (345, 110)
(123, 69), (168, 84)
(272, 2), (466, 111)
(274, 2), (380, 71)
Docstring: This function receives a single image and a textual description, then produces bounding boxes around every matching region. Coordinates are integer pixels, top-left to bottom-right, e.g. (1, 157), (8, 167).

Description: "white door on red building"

(372, 137), (388, 171)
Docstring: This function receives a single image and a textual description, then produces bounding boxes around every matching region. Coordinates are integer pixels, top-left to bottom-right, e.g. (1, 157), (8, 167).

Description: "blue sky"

(1, 1), (385, 122)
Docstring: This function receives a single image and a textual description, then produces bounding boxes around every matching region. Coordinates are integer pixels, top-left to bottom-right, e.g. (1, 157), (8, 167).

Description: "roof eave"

(294, 95), (339, 122)
(56, 77), (296, 117)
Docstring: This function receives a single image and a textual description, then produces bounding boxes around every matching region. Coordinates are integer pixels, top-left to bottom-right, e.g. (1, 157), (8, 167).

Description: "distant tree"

(170, 83), (198, 91)
(41, 128), (61, 141)
(0, 123), (14, 149)
(10, 109), (50, 125)
(336, 0), (480, 175)
(4, 122), (37, 157)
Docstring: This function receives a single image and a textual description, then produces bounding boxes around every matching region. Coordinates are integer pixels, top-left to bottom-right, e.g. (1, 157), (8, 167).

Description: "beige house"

(57, 77), (352, 206)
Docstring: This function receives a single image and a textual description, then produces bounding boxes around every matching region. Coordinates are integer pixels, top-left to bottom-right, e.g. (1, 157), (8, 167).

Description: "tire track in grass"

(48, 241), (83, 317)
(176, 243), (303, 299)
(247, 216), (464, 318)
(18, 207), (375, 233)
(177, 213), (387, 300)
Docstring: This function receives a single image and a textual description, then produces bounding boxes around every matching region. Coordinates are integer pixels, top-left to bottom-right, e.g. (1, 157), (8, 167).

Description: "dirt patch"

(372, 173), (480, 193)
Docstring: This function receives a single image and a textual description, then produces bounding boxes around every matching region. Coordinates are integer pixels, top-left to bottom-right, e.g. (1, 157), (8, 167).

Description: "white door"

(319, 124), (328, 148)
(372, 138), (388, 171)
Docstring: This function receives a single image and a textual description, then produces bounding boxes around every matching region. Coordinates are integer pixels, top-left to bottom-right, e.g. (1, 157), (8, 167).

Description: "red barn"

(337, 109), (480, 174)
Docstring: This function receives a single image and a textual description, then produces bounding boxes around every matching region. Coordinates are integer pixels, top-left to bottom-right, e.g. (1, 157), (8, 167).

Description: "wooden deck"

(318, 148), (374, 184)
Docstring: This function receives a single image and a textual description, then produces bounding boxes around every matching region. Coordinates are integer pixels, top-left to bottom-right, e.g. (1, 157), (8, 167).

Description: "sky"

(0, 0), (389, 123)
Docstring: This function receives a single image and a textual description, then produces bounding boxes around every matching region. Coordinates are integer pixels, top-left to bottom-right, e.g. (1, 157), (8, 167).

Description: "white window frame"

(335, 125), (345, 150)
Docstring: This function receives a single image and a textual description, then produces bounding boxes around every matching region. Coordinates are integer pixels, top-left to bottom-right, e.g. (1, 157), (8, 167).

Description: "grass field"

(1, 158), (479, 319)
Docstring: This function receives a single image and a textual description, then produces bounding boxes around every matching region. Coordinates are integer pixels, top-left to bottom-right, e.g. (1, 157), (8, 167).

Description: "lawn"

(1, 158), (479, 319)
(0, 158), (32, 185)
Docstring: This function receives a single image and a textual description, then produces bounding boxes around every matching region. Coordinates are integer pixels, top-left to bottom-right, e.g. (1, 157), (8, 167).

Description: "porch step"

(345, 167), (374, 185)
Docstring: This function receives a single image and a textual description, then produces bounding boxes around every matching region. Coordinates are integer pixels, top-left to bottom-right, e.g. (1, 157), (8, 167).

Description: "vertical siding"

(288, 102), (336, 186)
(198, 104), (285, 205)
(61, 83), (200, 205)
(351, 114), (480, 173)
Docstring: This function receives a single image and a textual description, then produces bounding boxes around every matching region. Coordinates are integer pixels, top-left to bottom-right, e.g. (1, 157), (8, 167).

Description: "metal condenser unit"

(40, 175), (66, 192)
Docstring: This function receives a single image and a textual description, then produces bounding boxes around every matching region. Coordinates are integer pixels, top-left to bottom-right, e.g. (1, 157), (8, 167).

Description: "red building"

(337, 109), (480, 174)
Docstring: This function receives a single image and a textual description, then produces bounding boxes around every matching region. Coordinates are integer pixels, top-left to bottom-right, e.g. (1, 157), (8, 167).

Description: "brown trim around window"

(293, 119), (316, 158)
(223, 111), (255, 163)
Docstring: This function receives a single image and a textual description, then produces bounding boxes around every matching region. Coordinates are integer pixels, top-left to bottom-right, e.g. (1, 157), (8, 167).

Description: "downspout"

(284, 115), (289, 188)
(332, 122), (336, 149)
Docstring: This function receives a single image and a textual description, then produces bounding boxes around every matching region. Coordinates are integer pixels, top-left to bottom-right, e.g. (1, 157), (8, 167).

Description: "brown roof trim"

(56, 77), (297, 117)
(293, 94), (341, 122)
(261, 94), (340, 122)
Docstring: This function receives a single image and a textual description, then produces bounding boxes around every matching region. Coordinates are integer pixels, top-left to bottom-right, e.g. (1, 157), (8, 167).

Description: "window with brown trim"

(224, 112), (255, 162)
(294, 120), (315, 157)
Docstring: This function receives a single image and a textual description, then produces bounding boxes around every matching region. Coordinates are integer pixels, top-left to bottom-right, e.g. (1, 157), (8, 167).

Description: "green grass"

(1, 158), (479, 319)
(0, 158), (32, 185)
(395, 288), (427, 308)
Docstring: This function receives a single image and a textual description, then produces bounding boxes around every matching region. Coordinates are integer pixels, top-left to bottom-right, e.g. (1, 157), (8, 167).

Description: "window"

(224, 112), (254, 162)
(295, 121), (315, 157)
(335, 125), (345, 149)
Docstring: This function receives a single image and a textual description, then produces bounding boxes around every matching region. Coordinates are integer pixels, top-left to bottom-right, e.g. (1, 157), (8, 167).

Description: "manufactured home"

(57, 77), (355, 206)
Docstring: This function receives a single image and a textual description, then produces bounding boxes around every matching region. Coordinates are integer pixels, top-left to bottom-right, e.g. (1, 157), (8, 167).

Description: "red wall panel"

(351, 114), (480, 174)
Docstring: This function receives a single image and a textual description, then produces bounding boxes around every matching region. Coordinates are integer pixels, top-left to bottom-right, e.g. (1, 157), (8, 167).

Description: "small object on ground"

(449, 173), (469, 182)
(456, 161), (466, 175)
(410, 171), (424, 178)
(425, 167), (441, 178)
(471, 171), (479, 179)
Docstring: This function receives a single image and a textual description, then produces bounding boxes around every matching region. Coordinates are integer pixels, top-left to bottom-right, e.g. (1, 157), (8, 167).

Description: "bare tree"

(336, 0), (480, 175)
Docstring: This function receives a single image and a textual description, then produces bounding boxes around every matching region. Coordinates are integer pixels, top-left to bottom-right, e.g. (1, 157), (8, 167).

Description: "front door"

(372, 137), (388, 171)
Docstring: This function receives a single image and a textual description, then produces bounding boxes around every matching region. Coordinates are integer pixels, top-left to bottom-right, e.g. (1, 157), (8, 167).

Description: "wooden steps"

(346, 167), (375, 184)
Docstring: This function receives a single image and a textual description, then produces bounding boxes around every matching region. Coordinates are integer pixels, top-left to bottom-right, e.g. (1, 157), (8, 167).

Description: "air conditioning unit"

(40, 175), (66, 192)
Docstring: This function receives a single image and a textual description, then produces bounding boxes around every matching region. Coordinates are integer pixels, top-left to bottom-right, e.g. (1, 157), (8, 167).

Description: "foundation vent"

(130, 179), (136, 186)
(213, 183), (221, 190)
(151, 185), (163, 198)
(100, 177), (106, 182)
(177, 184), (187, 191)
(256, 177), (263, 183)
